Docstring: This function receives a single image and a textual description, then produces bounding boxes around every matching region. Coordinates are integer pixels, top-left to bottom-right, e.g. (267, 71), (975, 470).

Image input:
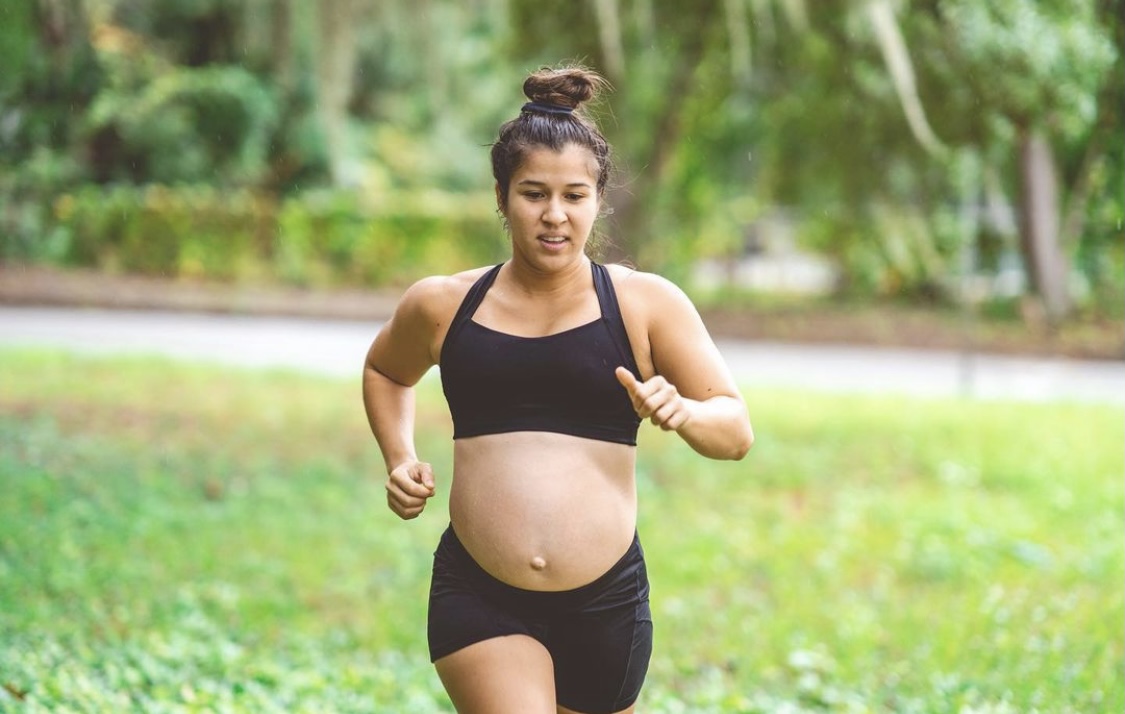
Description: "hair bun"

(522, 66), (609, 111)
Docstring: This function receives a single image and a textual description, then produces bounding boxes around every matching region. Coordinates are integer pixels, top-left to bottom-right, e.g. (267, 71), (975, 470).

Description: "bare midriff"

(450, 431), (638, 592)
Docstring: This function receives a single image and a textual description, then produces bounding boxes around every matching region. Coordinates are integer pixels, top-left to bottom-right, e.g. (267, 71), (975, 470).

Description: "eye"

(566, 193), (588, 202)
(522, 191), (545, 200)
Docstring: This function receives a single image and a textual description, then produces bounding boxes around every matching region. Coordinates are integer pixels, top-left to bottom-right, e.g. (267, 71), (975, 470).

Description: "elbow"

(729, 431), (754, 461)
(726, 400), (754, 461)
(697, 425), (753, 461)
(728, 423), (755, 461)
(690, 402), (754, 461)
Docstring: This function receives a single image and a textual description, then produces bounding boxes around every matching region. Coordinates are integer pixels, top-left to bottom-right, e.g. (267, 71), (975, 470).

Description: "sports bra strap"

(592, 262), (641, 375)
(445, 264), (503, 345)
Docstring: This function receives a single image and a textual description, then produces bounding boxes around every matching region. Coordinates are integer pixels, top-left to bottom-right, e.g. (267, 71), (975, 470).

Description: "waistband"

(438, 523), (644, 612)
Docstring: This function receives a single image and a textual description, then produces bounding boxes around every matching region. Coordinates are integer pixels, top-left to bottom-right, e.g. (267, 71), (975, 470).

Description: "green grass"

(0, 348), (1121, 713)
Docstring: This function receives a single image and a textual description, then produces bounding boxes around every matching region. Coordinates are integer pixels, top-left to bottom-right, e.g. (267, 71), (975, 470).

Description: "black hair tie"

(521, 101), (574, 116)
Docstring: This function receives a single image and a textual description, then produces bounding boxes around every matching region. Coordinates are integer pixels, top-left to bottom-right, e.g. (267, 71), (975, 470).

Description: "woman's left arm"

(615, 272), (754, 461)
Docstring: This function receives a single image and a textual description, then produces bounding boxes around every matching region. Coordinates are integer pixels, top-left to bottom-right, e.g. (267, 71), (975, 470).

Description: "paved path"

(2, 306), (1123, 405)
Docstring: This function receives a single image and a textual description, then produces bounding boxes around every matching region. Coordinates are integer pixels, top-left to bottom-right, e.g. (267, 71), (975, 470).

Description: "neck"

(505, 256), (592, 297)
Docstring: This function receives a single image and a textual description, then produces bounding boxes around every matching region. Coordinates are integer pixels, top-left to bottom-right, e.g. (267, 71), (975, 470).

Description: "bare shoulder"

(393, 266), (493, 326)
(604, 263), (699, 321)
(369, 265), (495, 383)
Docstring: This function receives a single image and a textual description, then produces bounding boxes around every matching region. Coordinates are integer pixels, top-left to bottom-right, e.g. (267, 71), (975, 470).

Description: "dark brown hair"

(491, 66), (613, 207)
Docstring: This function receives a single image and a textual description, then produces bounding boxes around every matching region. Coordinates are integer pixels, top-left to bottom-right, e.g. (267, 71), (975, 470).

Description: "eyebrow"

(516, 179), (593, 189)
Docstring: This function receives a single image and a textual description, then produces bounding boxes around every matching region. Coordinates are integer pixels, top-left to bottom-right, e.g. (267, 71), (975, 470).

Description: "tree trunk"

(591, 0), (625, 82)
(1016, 127), (1070, 322)
(779, 0), (808, 31)
(601, 6), (717, 264)
(315, 0), (360, 186)
(632, 0), (655, 46)
(750, 0), (775, 41)
(271, 0), (294, 94)
(724, 0), (752, 83)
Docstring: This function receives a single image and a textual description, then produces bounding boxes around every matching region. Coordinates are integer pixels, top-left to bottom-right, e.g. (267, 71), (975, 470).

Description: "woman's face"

(498, 143), (600, 271)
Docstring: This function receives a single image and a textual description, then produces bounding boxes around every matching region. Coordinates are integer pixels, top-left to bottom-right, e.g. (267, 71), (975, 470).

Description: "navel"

(529, 556), (547, 571)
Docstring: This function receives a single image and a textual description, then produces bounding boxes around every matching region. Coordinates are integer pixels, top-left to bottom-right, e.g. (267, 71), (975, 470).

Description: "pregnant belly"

(449, 431), (638, 591)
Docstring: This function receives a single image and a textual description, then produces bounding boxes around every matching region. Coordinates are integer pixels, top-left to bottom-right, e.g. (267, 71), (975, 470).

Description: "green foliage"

(113, 0), (247, 67)
(0, 1), (1121, 316)
(0, 0), (102, 259)
(0, 350), (1121, 712)
(86, 62), (279, 185)
(55, 185), (269, 279)
(0, 1), (35, 100)
(50, 184), (506, 286)
(936, 0), (1116, 138)
(0, 1), (102, 159)
(274, 189), (505, 287)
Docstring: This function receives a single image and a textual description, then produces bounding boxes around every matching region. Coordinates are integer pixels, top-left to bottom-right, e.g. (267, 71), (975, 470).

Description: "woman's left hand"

(615, 366), (693, 432)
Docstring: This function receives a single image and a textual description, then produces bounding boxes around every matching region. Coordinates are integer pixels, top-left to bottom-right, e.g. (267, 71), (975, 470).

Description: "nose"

(542, 198), (567, 226)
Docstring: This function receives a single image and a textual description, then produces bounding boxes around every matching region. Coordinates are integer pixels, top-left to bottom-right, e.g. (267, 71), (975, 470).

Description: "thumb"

(615, 366), (639, 394)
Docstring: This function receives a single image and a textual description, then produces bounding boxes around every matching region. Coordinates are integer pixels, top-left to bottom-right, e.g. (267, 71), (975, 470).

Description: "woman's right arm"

(362, 277), (447, 520)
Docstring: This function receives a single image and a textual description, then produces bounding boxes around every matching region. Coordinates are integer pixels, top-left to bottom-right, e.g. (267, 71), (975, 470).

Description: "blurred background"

(1, 0), (1122, 356)
(2, 3), (1124, 712)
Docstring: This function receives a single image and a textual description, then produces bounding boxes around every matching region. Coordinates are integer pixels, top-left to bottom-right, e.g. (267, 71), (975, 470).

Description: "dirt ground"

(2, 264), (1121, 361)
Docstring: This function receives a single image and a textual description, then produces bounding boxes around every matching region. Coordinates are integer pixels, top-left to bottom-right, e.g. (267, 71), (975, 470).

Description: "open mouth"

(539, 236), (568, 244)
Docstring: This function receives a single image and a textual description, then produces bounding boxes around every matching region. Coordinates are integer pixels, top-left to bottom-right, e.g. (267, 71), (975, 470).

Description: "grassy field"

(0, 349), (1120, 713)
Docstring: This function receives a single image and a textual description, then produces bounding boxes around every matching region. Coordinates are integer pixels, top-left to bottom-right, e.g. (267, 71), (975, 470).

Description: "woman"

(362, 66), (753, 714)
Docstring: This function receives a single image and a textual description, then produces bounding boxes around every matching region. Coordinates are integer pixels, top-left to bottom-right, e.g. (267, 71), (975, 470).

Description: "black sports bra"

(439, 262), (642, 445)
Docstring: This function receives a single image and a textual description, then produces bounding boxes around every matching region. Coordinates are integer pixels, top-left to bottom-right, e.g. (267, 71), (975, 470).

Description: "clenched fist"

(385, 460), (435, 520)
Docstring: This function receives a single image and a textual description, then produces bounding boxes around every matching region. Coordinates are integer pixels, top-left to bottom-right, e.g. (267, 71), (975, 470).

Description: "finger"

(415, 462), (435, 491)
(636, 381), (676, 418)
(392, 469), (434, 498)
(388, 494), (424, 520)
(652, 404), (688, 431)
(387, 473), (431, 504)
(649, 402), (678, 429)
(662, 409), (690, 431)
(399, 478), (433, 499)
(386, 481), (428, 510)
(614, 367), (640, 396)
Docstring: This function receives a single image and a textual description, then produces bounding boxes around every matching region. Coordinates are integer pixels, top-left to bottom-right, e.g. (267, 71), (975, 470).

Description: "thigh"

(548, 600), (652, 714)
(435, 634), (556, 714)
(548, 539), (654, 714)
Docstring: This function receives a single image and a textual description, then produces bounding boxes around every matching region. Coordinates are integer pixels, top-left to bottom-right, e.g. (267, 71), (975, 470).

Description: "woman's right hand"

(385, 460), (436, 520)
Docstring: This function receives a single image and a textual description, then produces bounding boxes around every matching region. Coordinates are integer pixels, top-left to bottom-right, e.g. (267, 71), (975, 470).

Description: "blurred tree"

(0, 0), (100, 178)
(865, 0), (944, 158)
(109, 0), (246, 65)
(1077, 0), (1124, 317)
(908, 0), (1118, 320)
(504, 0), (949, 280)
(504, 0), (1118, 312)
(85, 60), (278, 185)
(0, 0), (102, 260)
(2, 0), (1118, 317)
(314, 0), (366, 187)
(93, 0), (311, 188)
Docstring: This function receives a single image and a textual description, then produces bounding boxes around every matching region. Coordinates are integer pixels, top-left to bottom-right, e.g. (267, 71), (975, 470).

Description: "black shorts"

(428, 525), (653, 714)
